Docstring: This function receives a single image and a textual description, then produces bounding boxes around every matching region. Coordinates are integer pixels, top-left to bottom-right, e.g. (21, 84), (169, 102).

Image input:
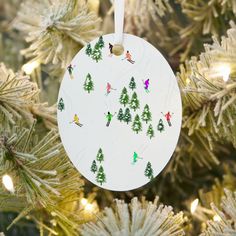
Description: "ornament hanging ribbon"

(112, 0), (125, 55)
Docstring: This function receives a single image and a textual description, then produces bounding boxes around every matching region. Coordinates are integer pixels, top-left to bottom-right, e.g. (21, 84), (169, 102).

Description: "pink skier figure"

(123, 50), (135, 64)
(162, 111), (173, 127)
(105, 82), (116, 96)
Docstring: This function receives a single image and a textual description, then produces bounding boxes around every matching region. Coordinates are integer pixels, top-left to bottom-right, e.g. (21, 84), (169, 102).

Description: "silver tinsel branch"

(13, 0), (101, 69)
(201, 189), (236, 235)
(81, 196), (185, 236)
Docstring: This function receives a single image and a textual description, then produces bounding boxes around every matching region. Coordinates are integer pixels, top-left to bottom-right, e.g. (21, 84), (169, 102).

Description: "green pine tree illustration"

(86, 43), (92, 56)
(90, 160), (97, 173)
(96, 148), (104, 163)
(129, 77), (136, 90)
(132, 114), (142, 134)
(119, 87), (129, 107)
(144, 161), (154, 180)
(130, 92), (140, 111)
(98, 36), (105, 48)
(141, 104), (152, 123)
(147, 124), (154, 139)
(117, 108), (124, 122)
(96, 166), (106, 185)
(123, 108), (132, 124)
(58, 98), (65, 111)
(157, 119), (164, 132)
(91, 42), (102, 62)
(84, 73), (94, 93)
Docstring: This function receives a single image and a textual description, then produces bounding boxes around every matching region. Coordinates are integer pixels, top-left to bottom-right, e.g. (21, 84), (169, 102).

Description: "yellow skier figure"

(70, 114), (83, 127)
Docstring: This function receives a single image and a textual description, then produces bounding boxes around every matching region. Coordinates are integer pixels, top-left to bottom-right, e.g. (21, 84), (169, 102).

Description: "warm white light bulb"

(22, 61), (39, 75)
(213, 214), (221, 222)
(85, 203), (93, 212)
(219, 65), (231, 82)
(190, 198), (199, 214)
(81, 198), (88, 206)
(2, 174), (14, 193)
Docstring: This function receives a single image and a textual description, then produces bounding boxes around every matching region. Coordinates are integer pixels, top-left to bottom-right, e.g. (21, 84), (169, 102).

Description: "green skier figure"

(104, 111), (116, 127)
(132, 152), (143, 164)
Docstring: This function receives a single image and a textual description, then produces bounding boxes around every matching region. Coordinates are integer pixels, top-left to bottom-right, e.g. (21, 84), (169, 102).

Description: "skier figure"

(67, 64), (74, 79)
(109, 43), (113, 56)
(162, 111), (173, 127)
(105, 82), (116, 96)
(132, 152), (142, 164)
(71, 114), (83, 127)
(124, 50), (135, 64)
(143, 79), (150, 92)
(104, 111), (116, 127)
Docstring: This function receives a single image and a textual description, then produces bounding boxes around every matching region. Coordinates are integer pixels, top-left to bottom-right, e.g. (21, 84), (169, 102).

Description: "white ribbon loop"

(114, 0), (125, 45)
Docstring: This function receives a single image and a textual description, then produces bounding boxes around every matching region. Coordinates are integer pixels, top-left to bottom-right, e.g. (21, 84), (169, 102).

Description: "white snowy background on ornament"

(58, 34), (182, 191)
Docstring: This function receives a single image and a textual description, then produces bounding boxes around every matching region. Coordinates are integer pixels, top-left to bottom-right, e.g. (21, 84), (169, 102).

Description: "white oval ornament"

(57, 34), (182, 191)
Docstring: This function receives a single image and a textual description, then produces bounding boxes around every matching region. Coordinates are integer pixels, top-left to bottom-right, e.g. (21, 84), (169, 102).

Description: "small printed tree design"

(92, 42), (102, 62)
(123, 108), (132, 124)
(84, 73), (94, 93)
(98, 36), (105, 49)
(119, 87), (129, 107)
(90, 160), (97, 173)
(147, 124), (154, 139)
(144, 161), (154, 180)
(86, 43), (92, 56)
(58, 98), (65, 111)
(141, 104), (152, 123)
(132, 114), (142, 134)
(96, 166), (106, 185)
(130, 92), (140, 111)
(157, 119), (164, 132)
(117, 108), (124, 122)
(96, 148), (104, 163)
(129, 77), (136, 90)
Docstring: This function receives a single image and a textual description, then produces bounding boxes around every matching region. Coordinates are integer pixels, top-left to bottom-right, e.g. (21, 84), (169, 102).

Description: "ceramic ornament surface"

(57, 34), (182, 191)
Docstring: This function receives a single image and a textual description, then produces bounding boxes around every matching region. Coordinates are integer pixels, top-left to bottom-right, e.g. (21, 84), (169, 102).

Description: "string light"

(190, 198), (199, 214)
(22, 61), (39, 75)
(81, 198), (88, 206)
(218, 65), (231, 82)
(81, 198), (94, 213)
(2, 174), (15, 193)
(213, 214), (221, 222)
(85, 203), (94, 212)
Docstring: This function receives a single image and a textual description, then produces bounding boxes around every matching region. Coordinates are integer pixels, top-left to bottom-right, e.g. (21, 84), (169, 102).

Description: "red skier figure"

(123, 50), (135, 64)
(162, 112), (173, 127)
(105, 82), (116, 96)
